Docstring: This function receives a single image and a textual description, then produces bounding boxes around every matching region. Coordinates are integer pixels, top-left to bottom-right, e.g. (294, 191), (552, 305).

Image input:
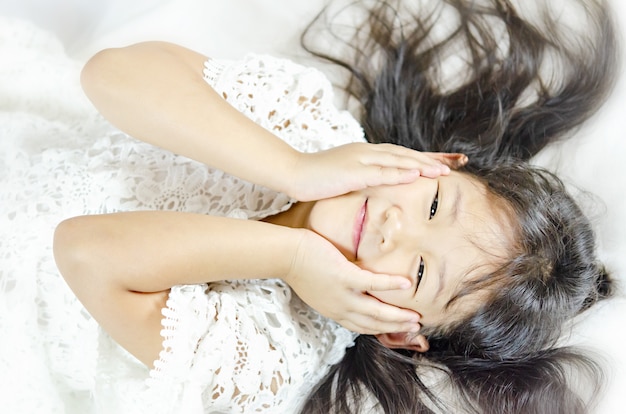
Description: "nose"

(380, 206), (403, 253)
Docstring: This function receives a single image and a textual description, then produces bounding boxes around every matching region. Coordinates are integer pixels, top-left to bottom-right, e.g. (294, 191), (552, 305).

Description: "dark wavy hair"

(300, 0), (619, 413)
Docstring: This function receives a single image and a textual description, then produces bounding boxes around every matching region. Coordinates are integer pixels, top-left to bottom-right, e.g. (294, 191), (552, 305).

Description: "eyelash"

(429, 184), (439, 220)
(417, 183), (439, 289)
(416, 259), (425, 289)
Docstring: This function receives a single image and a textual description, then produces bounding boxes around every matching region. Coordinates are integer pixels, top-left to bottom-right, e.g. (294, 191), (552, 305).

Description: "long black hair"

(300, 1), (619, 413)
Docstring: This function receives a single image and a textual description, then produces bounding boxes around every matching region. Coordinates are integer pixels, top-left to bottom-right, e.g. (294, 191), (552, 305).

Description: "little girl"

(8, 0), (620, 412)
(55, 42), (467, 412)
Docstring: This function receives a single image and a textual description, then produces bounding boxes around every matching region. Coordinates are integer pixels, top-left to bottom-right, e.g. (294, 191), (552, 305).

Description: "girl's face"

(306, 171), (511, 328)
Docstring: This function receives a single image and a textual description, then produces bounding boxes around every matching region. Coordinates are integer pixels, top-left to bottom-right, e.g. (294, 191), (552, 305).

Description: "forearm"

(81, 41), (299, 195)
(54, 211), (301, 366)
(54, 211), (300, 295)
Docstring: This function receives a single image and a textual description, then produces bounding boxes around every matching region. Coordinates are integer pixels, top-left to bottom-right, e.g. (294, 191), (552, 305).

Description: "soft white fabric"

(0, 18), (362, 413)
(3, 0), (626, 412)
(144, 55), (364, 413)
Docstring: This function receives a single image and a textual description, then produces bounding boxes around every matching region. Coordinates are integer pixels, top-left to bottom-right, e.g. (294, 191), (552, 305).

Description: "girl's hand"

(286, 142), (467, 202)
(284, 229), (421, 334)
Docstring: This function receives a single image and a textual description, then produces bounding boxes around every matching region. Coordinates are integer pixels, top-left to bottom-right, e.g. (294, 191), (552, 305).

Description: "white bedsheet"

(1, 0), (624, 413)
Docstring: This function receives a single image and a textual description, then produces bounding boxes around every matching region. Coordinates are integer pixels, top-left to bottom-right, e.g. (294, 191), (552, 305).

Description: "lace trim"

(148, 280), (357, 413)
(202, 57), (227, 84)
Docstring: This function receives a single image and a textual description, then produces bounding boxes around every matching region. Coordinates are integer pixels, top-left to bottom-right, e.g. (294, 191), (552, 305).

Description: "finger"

(359, 149), (453, 180)
(353, 271), (412, 292)
(357, 165), (437, 189)
(365, 149), (443, 170)
(361, 167), (420, 187)
(361, 147), (465, 180)
(362, 295), (421, 324)
(333, 272), (418, 316)
(340, 307), (421, 335)
(371, 144), (466, 169)
(373, 144), (457, 168)
(417, 163), (450, 178)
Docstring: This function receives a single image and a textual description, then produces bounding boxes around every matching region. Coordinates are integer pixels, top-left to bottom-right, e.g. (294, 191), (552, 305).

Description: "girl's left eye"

(429, 184), (439, 220)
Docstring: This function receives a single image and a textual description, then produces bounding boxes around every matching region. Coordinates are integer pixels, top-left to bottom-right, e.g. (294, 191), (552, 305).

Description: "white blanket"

(1, 0), (624, 413)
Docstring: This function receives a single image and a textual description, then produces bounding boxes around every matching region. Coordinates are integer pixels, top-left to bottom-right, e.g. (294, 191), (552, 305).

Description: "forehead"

(440, 171), (506, 234)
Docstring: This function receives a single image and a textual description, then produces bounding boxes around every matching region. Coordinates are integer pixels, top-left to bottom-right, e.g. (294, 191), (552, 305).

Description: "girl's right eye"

(416, 257), (424, 291)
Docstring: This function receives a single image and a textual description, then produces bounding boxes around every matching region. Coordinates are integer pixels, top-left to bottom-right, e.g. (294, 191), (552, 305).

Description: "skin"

(55, 171), (505, 367)
(267, 171), (512, 351)
(55, 41), (474, 369)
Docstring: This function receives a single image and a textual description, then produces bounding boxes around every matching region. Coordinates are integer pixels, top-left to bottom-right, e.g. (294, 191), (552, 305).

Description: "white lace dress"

(0, 18), (364, 413)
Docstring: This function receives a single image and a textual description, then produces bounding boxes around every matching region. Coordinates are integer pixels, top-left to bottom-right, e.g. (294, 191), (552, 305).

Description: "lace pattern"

(1, 17), (363, 413)
(204, 54), (364, 155)
(147, 281), (355, 413)
(143, 55), (364, 413)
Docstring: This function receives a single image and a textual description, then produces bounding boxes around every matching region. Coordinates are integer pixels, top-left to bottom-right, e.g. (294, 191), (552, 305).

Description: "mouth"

(353, 198), (368, 259)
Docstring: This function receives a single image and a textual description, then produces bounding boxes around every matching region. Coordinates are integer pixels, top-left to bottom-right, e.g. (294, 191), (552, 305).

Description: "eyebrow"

(435, 182), (462, 300)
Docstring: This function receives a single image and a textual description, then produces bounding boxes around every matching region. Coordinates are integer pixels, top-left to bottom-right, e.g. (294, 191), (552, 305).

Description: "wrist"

(281, 227), (309, 286)
(239, 128), (301, 198)
(269, 145), (302, 199)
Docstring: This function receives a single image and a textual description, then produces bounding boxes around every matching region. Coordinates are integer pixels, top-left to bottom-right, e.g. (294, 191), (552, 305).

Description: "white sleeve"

(202, 54), (366, 154)
(146, 280), (356, 413)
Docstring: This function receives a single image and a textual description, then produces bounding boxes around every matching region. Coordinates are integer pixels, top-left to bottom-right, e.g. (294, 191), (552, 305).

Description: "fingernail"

(400, 280), (412, 289)
(444, 153), (468, 166)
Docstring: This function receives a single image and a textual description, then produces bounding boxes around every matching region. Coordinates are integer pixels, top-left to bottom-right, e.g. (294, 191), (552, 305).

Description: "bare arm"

(81, 41), (299, 196)
(63, 44), (436, 365)
(53, 211), (300, 366)
(81, 41), (456, 202)
(54, 211), (423, 366)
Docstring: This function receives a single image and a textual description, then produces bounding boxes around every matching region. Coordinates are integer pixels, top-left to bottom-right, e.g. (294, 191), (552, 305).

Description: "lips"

(353, 198), (368, 259)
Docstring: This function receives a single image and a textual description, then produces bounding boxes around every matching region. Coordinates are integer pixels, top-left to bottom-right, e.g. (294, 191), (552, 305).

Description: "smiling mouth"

(353, 198), (368, 259)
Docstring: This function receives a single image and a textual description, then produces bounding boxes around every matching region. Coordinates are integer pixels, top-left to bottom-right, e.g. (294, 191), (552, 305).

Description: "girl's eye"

(429, 184), (439, 220)
(416, 183), (438, 292)
(416, 258), (424, 290)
